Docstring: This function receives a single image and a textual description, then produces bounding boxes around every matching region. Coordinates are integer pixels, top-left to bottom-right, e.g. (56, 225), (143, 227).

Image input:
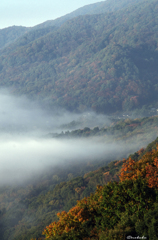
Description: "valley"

(0, 0), (158, 239)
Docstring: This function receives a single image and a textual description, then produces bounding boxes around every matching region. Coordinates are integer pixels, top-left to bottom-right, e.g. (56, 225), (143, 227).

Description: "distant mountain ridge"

(0, 0), (158, 113)
(35, 0), (144, 29)
(0, 26), (28, 49)
(0, 0), (144, 50)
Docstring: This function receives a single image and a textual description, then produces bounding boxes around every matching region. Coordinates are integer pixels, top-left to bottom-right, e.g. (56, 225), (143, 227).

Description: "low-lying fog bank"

(0, 88), (111, 135)
(0, 89), (156, 185)
(0, 134), (148, 185)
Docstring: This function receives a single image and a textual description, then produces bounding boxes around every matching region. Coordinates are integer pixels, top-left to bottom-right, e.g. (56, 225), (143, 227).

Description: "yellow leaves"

(49, 200), (55, 205)
(120, 156), (146, 181)
(99, 195), (103, 202)
(30, 238), (43, 240)
(43, 202), (92, 238)
(75, 186), (85, 194)
(42, 146), (158, 239)
(119, 147), (158, 189)
(96, 185), (103, 192)
(145, 157), (158, 188)
(114, 160), (122, 166)
(42, 187), (104, 239)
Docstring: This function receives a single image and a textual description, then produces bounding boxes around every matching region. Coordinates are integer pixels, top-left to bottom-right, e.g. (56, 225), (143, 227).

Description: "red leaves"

(43, 185), (104, 239)
(146, 158), (158, 188)
(43, 146), (158, 239)
(120, 146), (158, 189)
(43, 203), (91, 238)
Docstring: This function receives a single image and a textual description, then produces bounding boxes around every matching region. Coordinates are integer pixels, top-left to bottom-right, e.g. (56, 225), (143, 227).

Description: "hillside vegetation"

(0, 26), (28, 49)
(1, 117), (158, 239)
(0, 0), (158, 113)
(25, 139), (158, 240)
(49, 115), (158, 147)
(37, 140), (158, 240)
(1, 0), (158, 239)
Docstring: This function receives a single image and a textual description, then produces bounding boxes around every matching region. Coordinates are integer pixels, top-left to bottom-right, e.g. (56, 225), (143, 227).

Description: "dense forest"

(41, 144), (158, 240)
(49, 115), (158, 145)
(1, 0), (158, 239)
(0, 117), (158, 240)
(0, 0), (158, 113)
(1, 132), (158, 239)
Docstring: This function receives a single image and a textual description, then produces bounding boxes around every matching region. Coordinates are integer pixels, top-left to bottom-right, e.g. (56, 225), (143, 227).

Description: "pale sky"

(0, 0), (100, 29)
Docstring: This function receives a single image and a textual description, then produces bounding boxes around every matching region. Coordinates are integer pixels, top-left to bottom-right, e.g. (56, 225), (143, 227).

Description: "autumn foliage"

(42, 146), (158, 240)
(43, 186), (103, 239)
(120, 146), (158, 188)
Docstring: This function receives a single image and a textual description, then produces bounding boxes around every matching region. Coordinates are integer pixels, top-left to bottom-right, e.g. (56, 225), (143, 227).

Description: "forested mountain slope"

(1, 134), (158, 239)
(50, 115), (158, 147)
(42, 144), (158, 240)
(0, 0), (143, 51)
(0, 26), (28, 49)
(35, 0), (144, 29)
(0, 115), (158, 240)
(0, 0), (158, 113)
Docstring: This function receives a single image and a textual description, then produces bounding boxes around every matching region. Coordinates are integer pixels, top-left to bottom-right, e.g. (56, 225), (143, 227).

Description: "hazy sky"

(0, 0), (100, 29)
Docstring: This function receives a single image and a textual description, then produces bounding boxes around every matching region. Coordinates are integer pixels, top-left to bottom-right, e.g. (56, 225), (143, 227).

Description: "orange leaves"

(42, 186), (104, 239)
(43, 146), (158, 239)
(119, 146), (158, 189)
(43, 201), (91, 238)
(75, 186), (86, 194)
(137, 148), (145, 155)
(114, 160), (122, 166)
(146, 158), (158, 188)
(43, 219), (67, 238)
(119, 158), (137, 182)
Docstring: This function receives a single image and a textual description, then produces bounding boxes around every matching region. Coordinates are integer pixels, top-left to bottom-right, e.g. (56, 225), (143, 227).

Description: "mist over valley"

(0, 90), (141, 185)
(0, 90), (158, 187)
(0, 0), (158, 239)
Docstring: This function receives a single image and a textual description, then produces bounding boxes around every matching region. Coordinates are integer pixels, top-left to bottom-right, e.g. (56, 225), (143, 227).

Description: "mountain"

(0, 0), (158, 114)
(0, 26), (28, 49)
(43, 144), (158, 240)
(0, 0), (143, 50)
(1, 134), (158, 240)
(1, 1), (158, 239)
(35, 0), (144, 29)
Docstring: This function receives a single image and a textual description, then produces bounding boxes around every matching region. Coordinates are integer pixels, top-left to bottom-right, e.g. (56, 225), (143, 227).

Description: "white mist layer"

(0, 89), (144, 185)
(0, 89), (111, 135)
(0, 89), (112, 184)
(0, 136), (123, 184)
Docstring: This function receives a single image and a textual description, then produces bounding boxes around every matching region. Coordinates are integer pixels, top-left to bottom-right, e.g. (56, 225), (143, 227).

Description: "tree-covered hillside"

(0, 116), (158, 240)
(0, 136), (156, 240)
(0, 0), (143, 50)
(0, 0), (158, 113)
(35, 0), (144, 29)
(0, 26), (28, 49)
(49, 116), (158, 146)
(0, 143), (124, 240)
(40, 144), (158, 240)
